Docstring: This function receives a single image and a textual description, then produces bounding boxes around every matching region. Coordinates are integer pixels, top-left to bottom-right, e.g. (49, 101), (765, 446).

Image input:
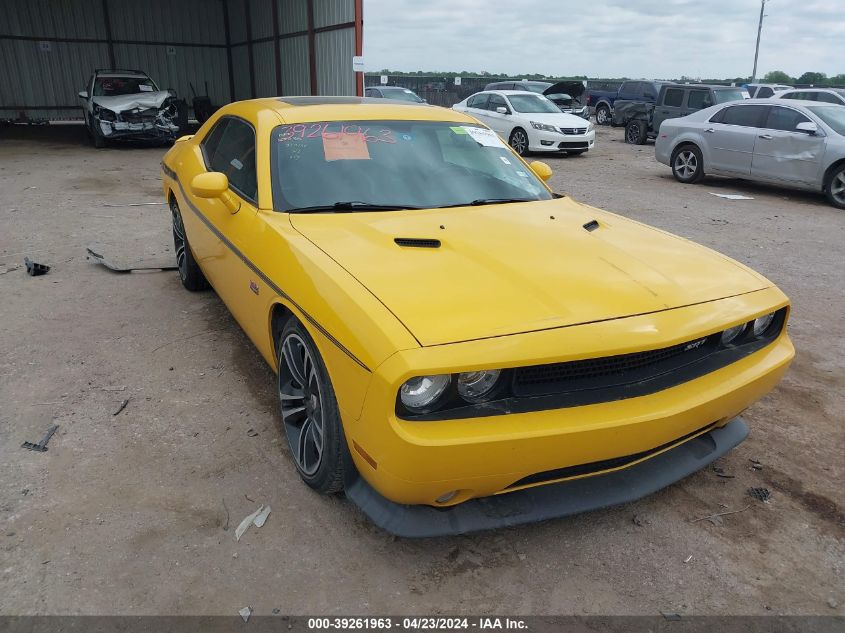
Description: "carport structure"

(0, 0), (363, 122)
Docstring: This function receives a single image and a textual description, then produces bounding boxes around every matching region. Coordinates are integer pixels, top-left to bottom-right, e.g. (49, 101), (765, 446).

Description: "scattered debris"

(272, 608), (281, 615)
(112, 398), (130, 416)
(684, 555), (693, 563)
(748, 487), (771, 502)
(750, 459), (763, 471)
(660, 611), (683, 621)
(713, 466), (735, 479)
(828, 598), (839, 609)
(690, 505), (751, 524)
(21, 425), (59, 452)
(102, 201), (166, 207)
(246, 428), (259, 437)
(222, 498), (230, 531)
(102, 386), (127, 392)
(632, 514), (652, 527)
(24, 257), (50, 276)
(86, 247), (177, 274)
(239, 606), (253, 622)
(709, 192), (754, 200)
(0, 265), (21, 275)
(234, 505), (272, 541)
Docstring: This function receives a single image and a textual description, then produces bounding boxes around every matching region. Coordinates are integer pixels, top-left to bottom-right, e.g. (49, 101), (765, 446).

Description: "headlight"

(530, 121), (559, 133)
(721, 323), (745, 345)
(457, 370), (501, 403)
(587, 122), (594, 133)
(399, 375), (451, 413)
(94, 105), (116, 122)
(752, 312), (775, 337)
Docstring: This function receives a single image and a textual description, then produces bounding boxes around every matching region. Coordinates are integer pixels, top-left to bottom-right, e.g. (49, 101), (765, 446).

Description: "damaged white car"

(78, 69), (185, 147)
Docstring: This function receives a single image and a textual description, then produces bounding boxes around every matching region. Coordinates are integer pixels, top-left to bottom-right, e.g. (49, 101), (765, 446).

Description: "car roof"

(228, 96), (476, 124)
(478, 90), (546, 97)
(663, 83), (743, 90)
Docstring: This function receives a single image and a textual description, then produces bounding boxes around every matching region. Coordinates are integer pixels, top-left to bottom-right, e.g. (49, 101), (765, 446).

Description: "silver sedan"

(655, 98), (845, 209)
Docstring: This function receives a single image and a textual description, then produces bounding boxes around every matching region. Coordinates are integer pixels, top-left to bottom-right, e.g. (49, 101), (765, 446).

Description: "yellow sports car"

(161, 97), (794, 537)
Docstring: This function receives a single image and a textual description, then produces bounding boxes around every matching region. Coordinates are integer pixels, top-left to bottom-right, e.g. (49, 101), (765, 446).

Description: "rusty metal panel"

(108, 0), (226, 45)
(278, 0), (308, 34)
(315, 28), (354, 96)
(3, 0), (108, 39)
(0, 39), (109, 120)
(249, 0), (275, 40)
(227, 0), (249, 44)
(231, 44), (252, 100)
(113, 43), (230, 106)
(279, 35), (310, 96)
(313, 0), (354, 29)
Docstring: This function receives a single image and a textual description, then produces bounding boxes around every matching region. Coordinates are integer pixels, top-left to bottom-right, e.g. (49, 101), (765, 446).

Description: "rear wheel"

(170, 198), (209, 291)
(277, 317), (350, 494)
(824, 164), (845, 209)
(625, 119), (647, 145)
(671, 144), (705, 184)
(508, 128), (529, 156)
(595, 104), (611, 126)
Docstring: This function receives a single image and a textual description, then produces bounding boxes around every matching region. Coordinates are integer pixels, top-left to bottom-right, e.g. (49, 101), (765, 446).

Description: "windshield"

(94, 76), (158, 96)
(521, 83), (549, 94)
(507, 94), (561, 114)
(271, 120), (552, 212)
(807, 106), (845, 136)
(382, 89), (424, 103)
(713, 89), (746, 104)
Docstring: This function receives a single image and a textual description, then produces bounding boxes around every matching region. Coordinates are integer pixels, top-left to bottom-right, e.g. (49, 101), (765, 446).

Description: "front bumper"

(347, 416), (748, 537)
(529, 128), (596, 152)
(98, 119), (178, 141)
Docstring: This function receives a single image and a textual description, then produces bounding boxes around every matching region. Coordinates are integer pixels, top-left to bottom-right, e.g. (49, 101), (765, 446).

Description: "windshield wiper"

(437, 197), (535, 209)
(290, 201), (421, 214)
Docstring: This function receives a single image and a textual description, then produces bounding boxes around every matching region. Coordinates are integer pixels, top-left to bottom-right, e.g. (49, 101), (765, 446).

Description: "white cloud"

(362, 0), (844, 79)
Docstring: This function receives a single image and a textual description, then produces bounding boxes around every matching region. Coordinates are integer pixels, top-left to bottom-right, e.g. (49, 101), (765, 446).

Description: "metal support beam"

(223, 0), (236, 102)
(245, 0), (257, 99)
(272, 0), (283, 95)
(306, 0), (318, 96)
(354, 0), (363, 97)
(101, 0), (116, 67)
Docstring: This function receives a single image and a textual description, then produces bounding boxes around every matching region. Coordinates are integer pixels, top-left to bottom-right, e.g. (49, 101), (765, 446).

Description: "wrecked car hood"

(544, 81), (585, 100)
(92, 91), (172, 112)
(289, 198), (770, 346)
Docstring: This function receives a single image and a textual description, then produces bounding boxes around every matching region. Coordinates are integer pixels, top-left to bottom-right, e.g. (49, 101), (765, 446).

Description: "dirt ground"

(0, 122), (842, 617)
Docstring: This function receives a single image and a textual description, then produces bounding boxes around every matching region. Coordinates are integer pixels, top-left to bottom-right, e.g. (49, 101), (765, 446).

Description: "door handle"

(758, 134), (773, 140)
(704, 128), (715, 133)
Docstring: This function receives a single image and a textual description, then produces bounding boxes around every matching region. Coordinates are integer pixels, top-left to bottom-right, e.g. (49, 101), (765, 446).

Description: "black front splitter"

(345, 417), (748, 538)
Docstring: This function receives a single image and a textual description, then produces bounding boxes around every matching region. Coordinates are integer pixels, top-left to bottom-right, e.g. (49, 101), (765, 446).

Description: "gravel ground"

(0, 122), (842, 616)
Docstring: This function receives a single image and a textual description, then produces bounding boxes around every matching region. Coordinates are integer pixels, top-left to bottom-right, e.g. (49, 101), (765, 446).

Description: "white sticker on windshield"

(463, 126), (505, 148)
(139, 84), (153, 92)
(499, 156), (511, 165)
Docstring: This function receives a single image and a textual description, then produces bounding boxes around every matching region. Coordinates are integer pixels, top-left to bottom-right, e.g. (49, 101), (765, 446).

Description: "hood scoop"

(394, 238), (441, 248)
(583, 219), (600, 232)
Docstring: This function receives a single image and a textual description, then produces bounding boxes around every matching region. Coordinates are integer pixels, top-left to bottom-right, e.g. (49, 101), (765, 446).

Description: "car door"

(465, 93), (493, 125)
(484, 94), (512, 136)
(751, 105), (826, 185)
(703, 104), (768, 175)
(653, 87), (685, 132)
(192, 116), (260, 325)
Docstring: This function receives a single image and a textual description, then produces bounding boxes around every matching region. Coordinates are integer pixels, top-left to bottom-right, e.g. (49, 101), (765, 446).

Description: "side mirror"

(529, 160), (553, 182)
(78, 90), (88, 99)
(191, 172), (240, 213)
(496, 106), (509, 115)
(795, 121), (818, 135)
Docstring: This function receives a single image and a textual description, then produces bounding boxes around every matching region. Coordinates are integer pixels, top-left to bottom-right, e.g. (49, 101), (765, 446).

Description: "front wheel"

(170, 198), (209, 291)
(671, 145), (705, 184)
(824, 164), (845, 209)
(508, 128), (529, 156)
(625, 120), (647, 145)
(277, 318), (351, 494)
(595, 105), (611, 126)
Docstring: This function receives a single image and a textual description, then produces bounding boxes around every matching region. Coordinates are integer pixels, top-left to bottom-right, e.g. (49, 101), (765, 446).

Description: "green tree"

(797, 71), (828, 85)
(762, 70), (792, 83)
(828, 74), (845, 86)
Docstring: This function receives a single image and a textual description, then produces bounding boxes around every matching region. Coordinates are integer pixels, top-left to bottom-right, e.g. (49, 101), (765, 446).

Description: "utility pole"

(751, 0), (768, 82)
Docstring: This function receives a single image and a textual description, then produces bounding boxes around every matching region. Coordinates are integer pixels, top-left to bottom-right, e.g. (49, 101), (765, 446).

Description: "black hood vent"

(394, 238), (441, 248)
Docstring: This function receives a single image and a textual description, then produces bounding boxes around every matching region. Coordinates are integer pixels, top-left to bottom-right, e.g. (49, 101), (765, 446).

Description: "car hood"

(92, 91), (171, 112)
(289, 198), (770, 346)
(544, 81), (585, 100)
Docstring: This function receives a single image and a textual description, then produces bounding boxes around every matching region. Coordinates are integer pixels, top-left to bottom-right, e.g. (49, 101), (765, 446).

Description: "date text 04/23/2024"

(306, 617), (528, 630)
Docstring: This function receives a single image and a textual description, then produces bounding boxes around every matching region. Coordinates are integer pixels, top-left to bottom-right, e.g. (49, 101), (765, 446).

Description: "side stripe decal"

(162, 162), (371, 372)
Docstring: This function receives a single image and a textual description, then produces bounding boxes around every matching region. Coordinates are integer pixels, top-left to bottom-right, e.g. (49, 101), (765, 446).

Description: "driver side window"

(488, 94), (509, 113)
(201, 117), (258, 202)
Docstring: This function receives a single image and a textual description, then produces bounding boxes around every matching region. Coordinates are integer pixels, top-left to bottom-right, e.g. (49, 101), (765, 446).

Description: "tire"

(625, 119), (647, 145)
(508, 127), (529, 156)
(671, 144), (705, 184)
(89, 115), (106, 148)
(595, 104), (611, 126)
(170, 198), (209, 291)
(824, 163), (845, 209)
(277, 317), (351, 494)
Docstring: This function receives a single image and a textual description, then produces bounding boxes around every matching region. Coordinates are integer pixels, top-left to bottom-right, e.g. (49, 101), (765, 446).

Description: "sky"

(362, 0), (845, 79)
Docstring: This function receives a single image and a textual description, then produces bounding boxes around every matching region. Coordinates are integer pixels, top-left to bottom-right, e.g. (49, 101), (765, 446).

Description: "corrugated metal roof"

(249, 0), (275, 40)
(313, 0), (354, 28)
(315, 28), (354, 96)
(231, 44), (252, 100)
(279, 0), (308, 34)
(227, 0), (249, 44)
(3, 0), (108, 39)
(108, 0), (227, 45)
(279, 35), (311, 95)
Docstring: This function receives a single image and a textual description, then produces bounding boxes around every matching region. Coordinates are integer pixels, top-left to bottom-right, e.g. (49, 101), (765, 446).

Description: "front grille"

(121, 108), (158, 124)
(560, 127), (588, 135)
(558, 141), (589, 149)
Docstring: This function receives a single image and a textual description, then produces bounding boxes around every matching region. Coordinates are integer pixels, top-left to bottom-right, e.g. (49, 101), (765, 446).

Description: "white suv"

(774, 88), (845, 106)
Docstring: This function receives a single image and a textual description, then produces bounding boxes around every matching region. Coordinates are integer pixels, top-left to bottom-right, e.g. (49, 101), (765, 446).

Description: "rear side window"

(720, 105), (768, 127)
(201, 117), (257, 202)
(620, 81), (636, 94)
(781, 92), (803, 100)
(642, 83), (657, 99)
(765, 106), (811, 131)
(488, 94), (509, 113)
(663, 88), (684, 107)
(468, 94), (490, 110)
(815, 92), (842, 104)
(687, 90), (713, 110)
(757, 87), (774, 98)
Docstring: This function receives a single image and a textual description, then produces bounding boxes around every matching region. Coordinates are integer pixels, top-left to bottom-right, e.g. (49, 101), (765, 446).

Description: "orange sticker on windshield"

(323, 132), (370, 161)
